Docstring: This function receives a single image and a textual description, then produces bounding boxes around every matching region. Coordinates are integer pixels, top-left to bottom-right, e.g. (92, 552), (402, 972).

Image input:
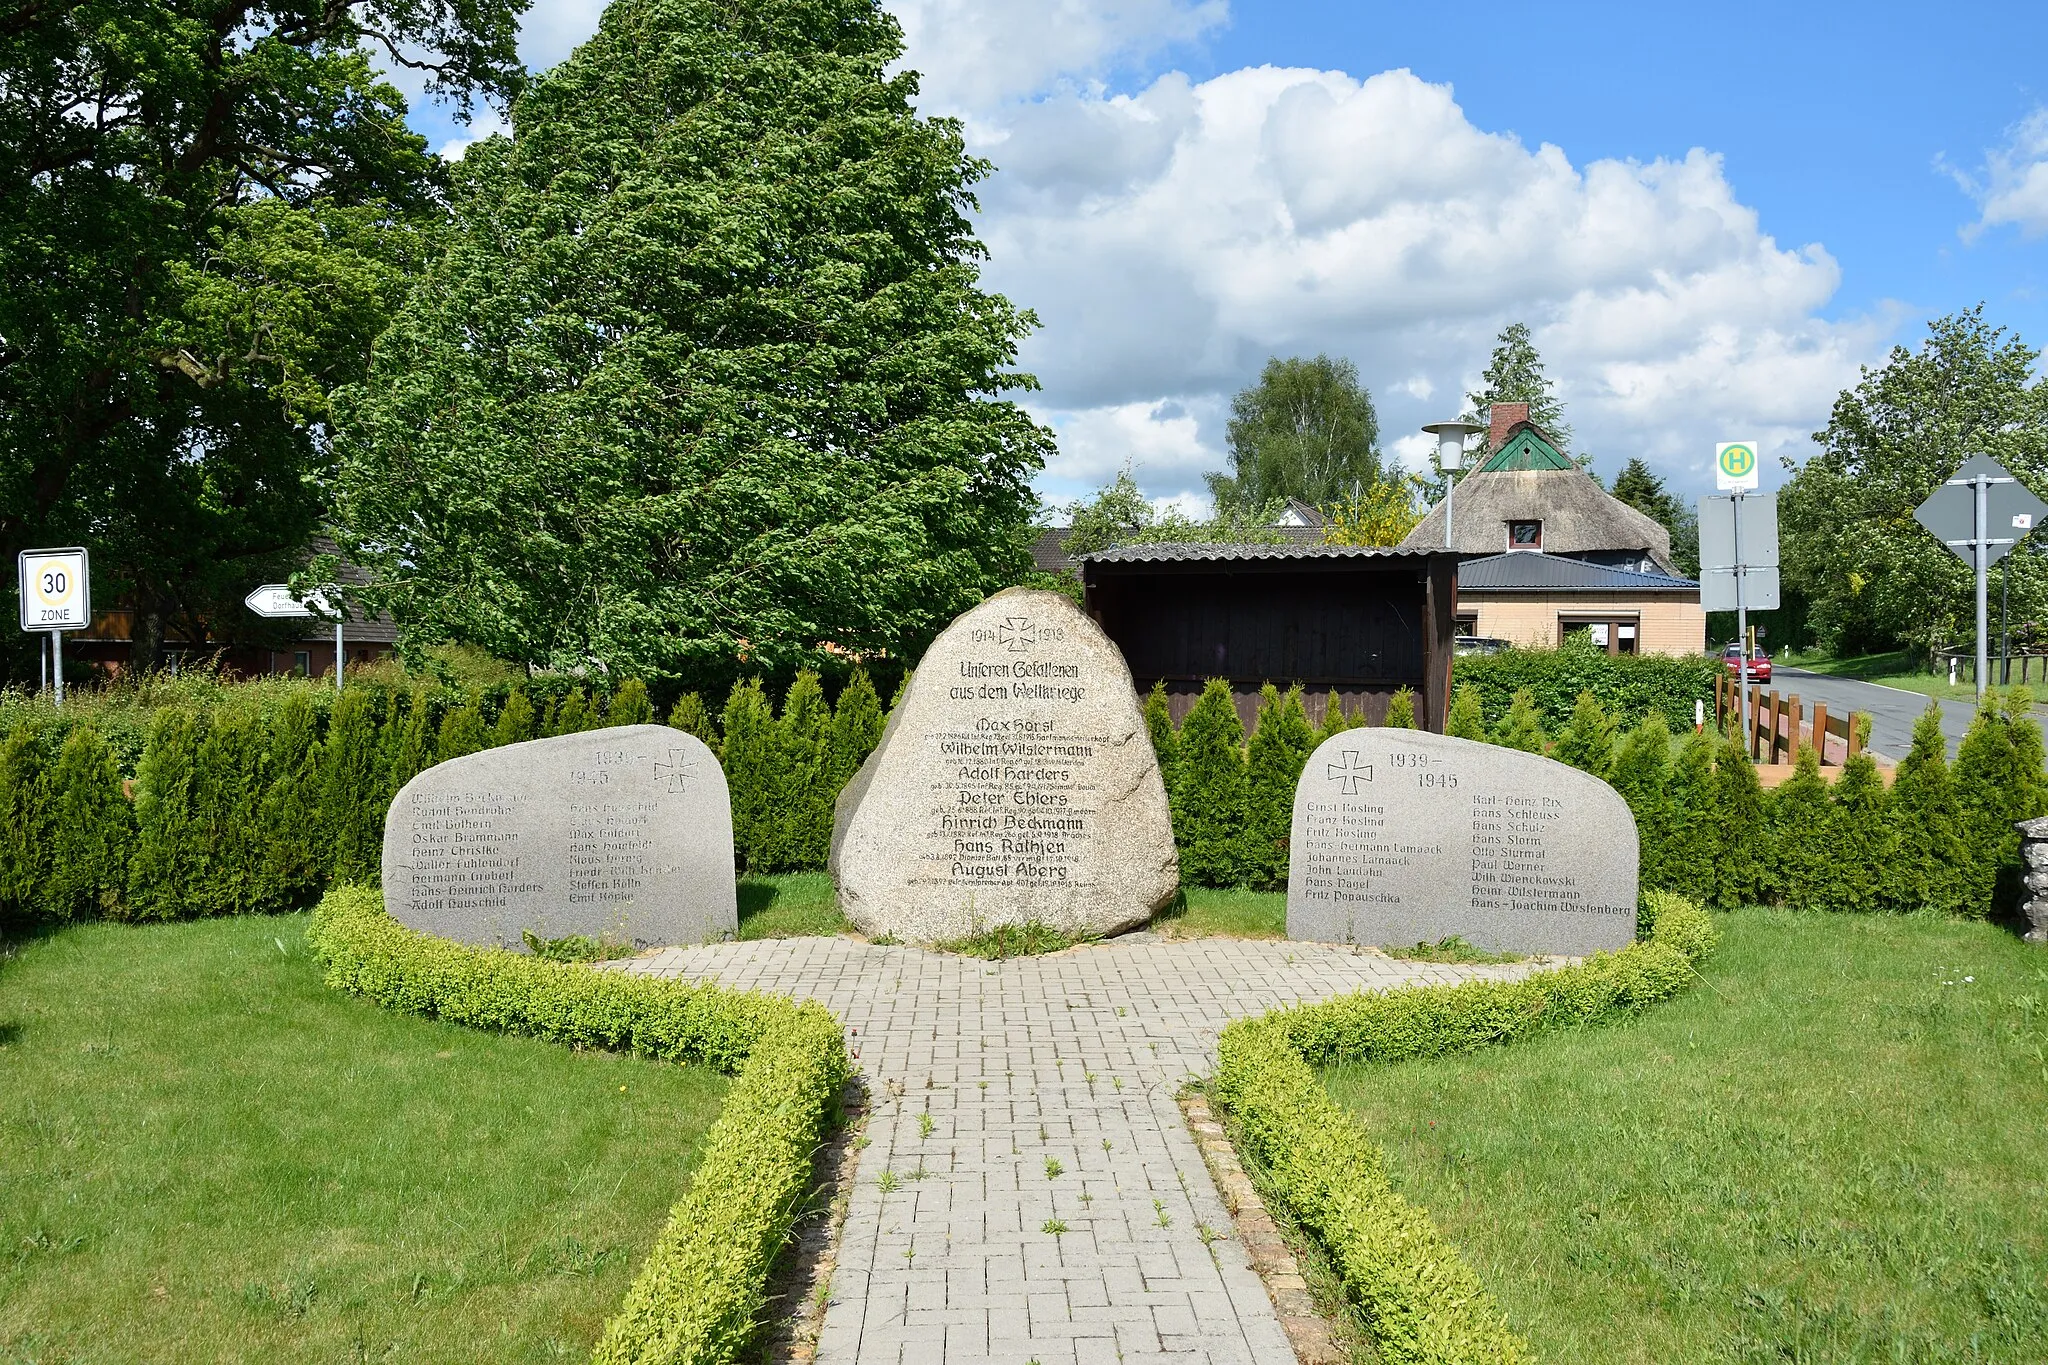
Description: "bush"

(0, 725), (49, 915)
(307, 885), (848, 1365)
(1214, 892), (1715, 1365)
(127, 710), (209, 920)
(1549, 690), (1614, 777)
(828, 669), (885, 788)
(1767, 743), (1831, 909)
(1821, 750), (1892, 912)
(1382, 686), (1416, 730)
(256, 693), (323, 910)
(1452, 637), (1717, 736)
(1244, 685), (1313, 888)
(770, 671), (832, 872)
(320, 688), (388, 884)
(1445, 684), (1486, 741)
(667, 691), (719, 756)
(1887, 704), (1966, 913)
(1490, 688), (1546, 754)
(437, 702), (487, 763)
(1659, 729), (1719, 905)
(1607, 713), (1672, 893)
(492, 689), (537, 747)
(609, 678), (654, 727)
(719, 680), (776, 872)
(1176, 680), (1250, 887)
(1709, 730), (1767, 909)
(42, 726), (134, 919)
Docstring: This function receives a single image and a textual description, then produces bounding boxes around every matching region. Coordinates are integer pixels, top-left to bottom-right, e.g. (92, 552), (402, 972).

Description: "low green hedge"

(1212, 891), (1717, 1365)
(308, 886), (850, 1365)
(1451, 639), (1718, 736)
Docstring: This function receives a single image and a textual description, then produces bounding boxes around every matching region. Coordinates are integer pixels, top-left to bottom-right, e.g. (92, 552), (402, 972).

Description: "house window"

(293, 650), (311, 677)
(1507, 520), (1542, 550)
(1560, 615), (1639, 656)
(1455, 613), (1479, 636)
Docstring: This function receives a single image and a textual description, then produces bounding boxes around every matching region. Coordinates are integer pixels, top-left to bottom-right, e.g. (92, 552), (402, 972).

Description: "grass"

(737, 872), (849, 939)
(1378, 934), (1525, 965)
(1154, 887), (1287, 939)
(1781, 648), (1987, 705)
(0, 913), (729, 1364)
(1321, 908), (2048, 1363)
(939, 921), (1091, 959)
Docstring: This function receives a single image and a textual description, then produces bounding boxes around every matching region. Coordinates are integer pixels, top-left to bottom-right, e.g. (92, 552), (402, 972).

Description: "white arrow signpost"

(245, 583), (344, 690)
(1913, 454), (2048, 701)
(18, 547), (89, 706)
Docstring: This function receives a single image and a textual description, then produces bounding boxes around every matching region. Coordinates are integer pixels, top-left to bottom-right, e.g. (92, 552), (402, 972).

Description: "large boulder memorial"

(383, 726), (737, 950)
(830, 587), (1179, 943)
(1287, 727), (1637, 956)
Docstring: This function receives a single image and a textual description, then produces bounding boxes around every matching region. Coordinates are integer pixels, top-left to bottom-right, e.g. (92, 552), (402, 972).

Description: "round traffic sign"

(1718, 443), (1756, 479)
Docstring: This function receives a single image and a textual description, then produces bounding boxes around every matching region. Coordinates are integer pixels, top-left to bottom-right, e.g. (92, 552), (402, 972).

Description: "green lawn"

(737, 872), (849, 939)
(1155, 887), (1287, 938)
(0, 914), (728, 1364)
(1322, 909), (2048, 1363)
(1782, 648), (1992, 705)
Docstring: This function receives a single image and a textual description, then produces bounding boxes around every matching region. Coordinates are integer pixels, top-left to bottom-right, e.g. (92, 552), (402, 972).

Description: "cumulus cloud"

(890, 0), (1225, 115)
(1956, 107), (2048, 240)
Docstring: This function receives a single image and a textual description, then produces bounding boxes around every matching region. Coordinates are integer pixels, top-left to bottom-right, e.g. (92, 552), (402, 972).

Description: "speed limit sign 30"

(18, 547), (90, 631)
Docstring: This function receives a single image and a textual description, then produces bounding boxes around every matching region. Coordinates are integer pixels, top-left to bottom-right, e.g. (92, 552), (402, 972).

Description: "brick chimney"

(1486, 401), (1530, 452)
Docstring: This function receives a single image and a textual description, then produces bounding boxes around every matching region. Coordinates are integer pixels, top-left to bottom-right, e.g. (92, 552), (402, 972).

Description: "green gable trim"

(1476, 425), (1575, 472)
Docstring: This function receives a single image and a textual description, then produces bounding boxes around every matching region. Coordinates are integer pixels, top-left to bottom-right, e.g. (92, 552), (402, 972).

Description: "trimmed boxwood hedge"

(308, 885), (850, 1365)
(1212, 891), (1717, 1365)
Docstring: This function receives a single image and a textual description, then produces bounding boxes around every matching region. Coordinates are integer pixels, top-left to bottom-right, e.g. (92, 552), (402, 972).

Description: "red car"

(1723, 644), (1772, 683)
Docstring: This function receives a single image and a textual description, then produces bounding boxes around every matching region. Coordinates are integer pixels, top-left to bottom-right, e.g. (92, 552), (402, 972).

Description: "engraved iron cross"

(998, 616), (1036, 652)
(653, 748), (694, 792)
(1326, 750), (1373, 794)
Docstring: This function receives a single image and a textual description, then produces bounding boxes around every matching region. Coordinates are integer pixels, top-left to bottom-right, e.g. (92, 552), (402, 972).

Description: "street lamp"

(1421, 419), (1486, 550)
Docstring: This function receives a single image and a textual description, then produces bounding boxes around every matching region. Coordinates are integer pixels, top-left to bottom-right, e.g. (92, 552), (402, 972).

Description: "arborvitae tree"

(552, 688), (590, 736)
(1607, 713), (1673, 890)
(890, 670), (913, 712)
(1952, 691), (2017, 914)
(129, 710), (208, 920)
(1710, 729), (1769, 909)
(772, 670), (833, 871)
(1310, 689), (1344, 743)
(0, 726), (49, 917)
(388, 693), (438, 796)
(719, 679), (776, 871)
(1661, 728), (1720, 903)
(1550, 690), (1615, 777)
(1176, 679), (1250, 887)
(1886, 703), (1967, 913)
(1823, 751), (1892, 912)
(667, 690), (721, 758)
(1245, 685), (1314, 888)
(255, 694), (323, 911)
(192, 709), (267, 916)
(321, 689), (389, 884)
(492, 689), (537, 747)
(43, 725), (134, 921)
(608, 678), (654, 727)
(536, 694), (561, 737)
(437, 703), (488, 763)
(1382, 686), (1417, 730)
(1492, 688), (1547, 754)
(1446, 684), (1487, 741)
(1767, 742), (1831, 908)
(829, 669), (886, 789)
(1144, 680), (1181, 791)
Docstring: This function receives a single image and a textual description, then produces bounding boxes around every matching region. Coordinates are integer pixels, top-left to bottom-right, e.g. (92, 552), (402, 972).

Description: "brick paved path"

(624, 935), (1533, 1365)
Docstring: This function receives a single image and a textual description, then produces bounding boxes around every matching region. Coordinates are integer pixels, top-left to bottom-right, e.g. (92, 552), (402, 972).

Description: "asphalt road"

(1768, 667), (1976, 762)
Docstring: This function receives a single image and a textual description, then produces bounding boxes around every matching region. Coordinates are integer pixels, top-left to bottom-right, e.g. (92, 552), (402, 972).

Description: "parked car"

(1455, 635), (1511, 656)
(1723, 644), (1772, 683)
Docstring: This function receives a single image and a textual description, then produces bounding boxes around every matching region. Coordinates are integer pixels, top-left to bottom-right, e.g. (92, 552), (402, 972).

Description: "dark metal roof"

(1457, 551), (1699, 593)
(1081, 542), (1452, 564)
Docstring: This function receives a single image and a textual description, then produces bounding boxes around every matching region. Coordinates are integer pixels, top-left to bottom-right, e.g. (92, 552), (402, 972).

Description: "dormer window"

(1507, 520), (1542, 550)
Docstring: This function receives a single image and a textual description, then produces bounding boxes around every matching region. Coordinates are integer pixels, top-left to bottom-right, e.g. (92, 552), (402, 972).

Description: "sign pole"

(52, 627), (63, 708)
(335, 618), (344, 692)
(1976, 473), (1990, 703)
(1732, 489), (1750, 747)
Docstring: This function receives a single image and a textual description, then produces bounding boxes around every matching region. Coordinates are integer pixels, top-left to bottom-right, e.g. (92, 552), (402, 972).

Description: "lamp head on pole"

(1420, 418), (1486, 474)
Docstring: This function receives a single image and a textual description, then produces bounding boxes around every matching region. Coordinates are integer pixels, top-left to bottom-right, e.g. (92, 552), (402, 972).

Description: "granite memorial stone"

(1287, 728), (1636, 955)
(2014, 814), (2048, 944)
(830, 587), (1178, 942)
(383, 725), (737, 949)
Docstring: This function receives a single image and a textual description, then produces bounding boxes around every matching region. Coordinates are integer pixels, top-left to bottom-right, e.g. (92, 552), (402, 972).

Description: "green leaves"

(334, 0), (1050, 687)
(1211, 354), (1382, 514)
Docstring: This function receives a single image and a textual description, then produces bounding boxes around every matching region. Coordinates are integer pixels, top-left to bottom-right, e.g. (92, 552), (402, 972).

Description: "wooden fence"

(1713, 673), (1866, 766)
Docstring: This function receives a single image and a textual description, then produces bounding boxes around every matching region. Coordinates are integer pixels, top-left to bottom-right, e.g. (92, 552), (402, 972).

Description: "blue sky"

(399, 2), (2048, 511)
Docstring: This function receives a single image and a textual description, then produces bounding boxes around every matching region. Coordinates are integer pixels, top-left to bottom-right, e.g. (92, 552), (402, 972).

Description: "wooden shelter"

(1078, 543), (1465, 732)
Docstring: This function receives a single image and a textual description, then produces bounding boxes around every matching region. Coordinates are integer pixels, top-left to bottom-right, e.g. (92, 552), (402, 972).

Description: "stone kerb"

(383, 726), (737, 950)
(830, 586), (1178, 942)
(1288, 728), (1637, 955)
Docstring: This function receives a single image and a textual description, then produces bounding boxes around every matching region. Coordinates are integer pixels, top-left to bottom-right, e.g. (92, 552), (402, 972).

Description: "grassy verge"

(1780, 648), (1984, 704)
(0, 914), (728, 1364)
(1322, 909), (2048, 1362)
(736, 872), (849, 940)
(1155, 887), (1287, 938)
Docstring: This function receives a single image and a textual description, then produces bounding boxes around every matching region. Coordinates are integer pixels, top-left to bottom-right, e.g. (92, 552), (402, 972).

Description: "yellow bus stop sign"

(1715, 440), (1760, 492)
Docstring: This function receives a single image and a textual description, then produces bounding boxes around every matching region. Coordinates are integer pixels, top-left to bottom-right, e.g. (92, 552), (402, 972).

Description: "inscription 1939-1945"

(1286, 728), (1638, 957)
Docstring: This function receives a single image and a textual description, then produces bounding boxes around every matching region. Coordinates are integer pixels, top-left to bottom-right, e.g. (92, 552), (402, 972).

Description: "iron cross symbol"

(1327, 750), (1373, 794)
(998, 616), (1036, 652)
(652, 748), (694, 792)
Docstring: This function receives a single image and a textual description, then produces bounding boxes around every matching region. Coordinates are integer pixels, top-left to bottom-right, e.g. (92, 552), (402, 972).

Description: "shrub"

(720, 680), (775, 871)
(1144, 681), (1180, 801)
(492, 688), (538, 747)
(127, 710), (209, 920)
(256, 693), (324, 911)
(771, 671), (833, 871)
(1953, 687), (2046, 916)
(1549, 690), (1615, 777)
(1244, 685), (1314, 888)
(437, 703), (488, 763)
(828, 669), (886, 788)
(609, 678), (655, 727)
(41, 726), (134, 920)
(386, 692), (436, 795)
(552, 688), (591, 736)
(320, 688), (389, 884)
(1176, 679), (1250, 888)
(667, 691), (719, 756)
(1607, 713), (1673, 895)
(0, 725), (49, 915)
(1660, 728), (1719, 904)
(1452, 637), (1717, 736)
(1767, 743), (1831, 909)
(1821, 750), (1892, 912)
(1708, 730), (1768, 910)
(1382, 686), (1417, 730)
(1445, 684), (1487, 741)
(1490, 688), (1546, 754)
(1886, 703), (1966, 913)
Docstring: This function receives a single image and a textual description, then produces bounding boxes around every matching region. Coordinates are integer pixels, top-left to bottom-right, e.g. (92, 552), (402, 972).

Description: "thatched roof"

(1399, 467), (1674, 570)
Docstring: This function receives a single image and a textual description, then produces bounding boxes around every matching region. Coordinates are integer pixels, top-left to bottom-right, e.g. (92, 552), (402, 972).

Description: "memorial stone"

(830, 587), (1178, 942)
(383, 726), (737, 949)
(1288, 728), (1636, 955)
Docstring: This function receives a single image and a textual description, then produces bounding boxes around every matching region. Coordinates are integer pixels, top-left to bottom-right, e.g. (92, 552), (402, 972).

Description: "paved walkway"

(622, 934), (1536, 1365)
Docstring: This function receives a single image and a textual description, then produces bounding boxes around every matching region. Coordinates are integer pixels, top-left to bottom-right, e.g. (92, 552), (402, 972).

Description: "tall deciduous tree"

(334, 0), (1050, 690)
(1464, 322), (1572, 453)
(0, 0), (523, 674)
(1208, 356), (1381, 514)
(1781, 308), (2048, 654)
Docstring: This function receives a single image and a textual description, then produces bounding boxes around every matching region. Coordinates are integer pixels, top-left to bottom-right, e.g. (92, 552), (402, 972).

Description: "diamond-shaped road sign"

(1914, 454), (2048, 568)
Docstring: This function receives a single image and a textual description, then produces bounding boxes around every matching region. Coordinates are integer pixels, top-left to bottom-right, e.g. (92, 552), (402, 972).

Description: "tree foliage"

(1781, 308), (2048, 654)
(1058, 469), (1286, 563)
(334, 0), (1050, 691)
(1463, 322), (1572, 454)
(1209, 356), (1381, 514)
(1244, 685), (1314, 888)
(1175, 680), (1249, 888)
(0, 0), (522, 674)
(1319, 476), (1427, 548)
(1609, 457), (1699, 576)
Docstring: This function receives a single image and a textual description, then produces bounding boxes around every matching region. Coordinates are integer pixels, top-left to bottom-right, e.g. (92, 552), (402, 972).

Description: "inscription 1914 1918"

(830, 588), (1178, 943)
(383, 726), (737, 950)
(1286, 728), (1638, 956)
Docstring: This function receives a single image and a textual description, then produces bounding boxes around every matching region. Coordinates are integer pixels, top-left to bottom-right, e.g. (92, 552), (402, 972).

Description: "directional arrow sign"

(244, 584), (335, 619)
(1913, 454), (2048, 568)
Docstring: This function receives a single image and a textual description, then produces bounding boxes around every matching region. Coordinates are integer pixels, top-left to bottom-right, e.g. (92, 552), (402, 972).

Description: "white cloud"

(1037, 396), (1224, 497)
(889, 0), (1225, 115)
(1957, 108), (2048, 240)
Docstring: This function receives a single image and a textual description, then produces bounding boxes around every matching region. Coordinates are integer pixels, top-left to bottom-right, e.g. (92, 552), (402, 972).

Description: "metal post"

(335, 618), (344, 692)
(1443, 465), (1455, 551)
(2002, 562), (2011, 685)
(1976, 474), (1990, 704)
(40, 633), (48, 696)
(52, 628), (63, 708)
(1732, 490), (1750, 747)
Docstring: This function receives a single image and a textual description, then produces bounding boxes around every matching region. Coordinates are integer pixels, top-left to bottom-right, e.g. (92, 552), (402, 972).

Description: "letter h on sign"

(1327, 751), (1373, 794)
